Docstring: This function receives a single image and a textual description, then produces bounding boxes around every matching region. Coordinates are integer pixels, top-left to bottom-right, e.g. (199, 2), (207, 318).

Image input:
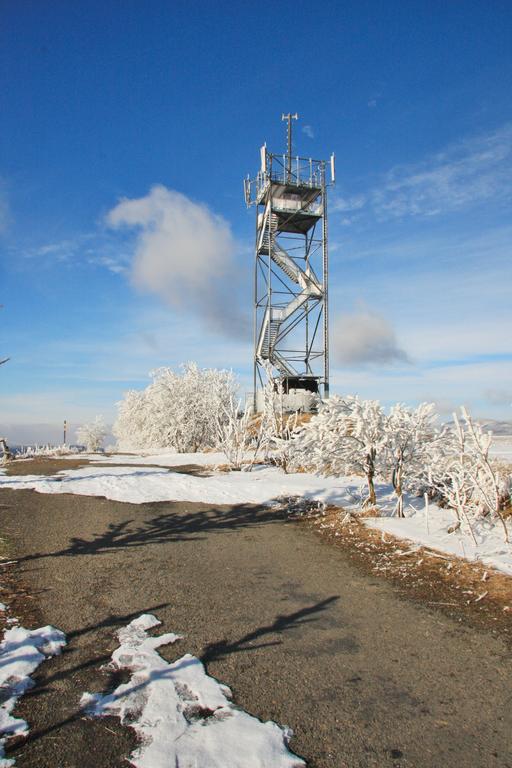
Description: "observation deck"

(244, 152), (327, 234)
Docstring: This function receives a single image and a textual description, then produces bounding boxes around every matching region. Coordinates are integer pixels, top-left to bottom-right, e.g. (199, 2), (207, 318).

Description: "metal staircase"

(256, 203), (323, 374)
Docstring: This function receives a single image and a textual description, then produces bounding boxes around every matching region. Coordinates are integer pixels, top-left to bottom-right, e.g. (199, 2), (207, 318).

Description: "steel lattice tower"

(244, 114), (335, 410)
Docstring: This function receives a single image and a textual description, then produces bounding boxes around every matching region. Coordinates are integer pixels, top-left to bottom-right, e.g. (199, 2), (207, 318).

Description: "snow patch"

(364, 503), (512, 576)
(82, 450), (239, 468)
(0, 464), (367, 508)
(81, 614), (304, 768)
(0, 625), (66, 766)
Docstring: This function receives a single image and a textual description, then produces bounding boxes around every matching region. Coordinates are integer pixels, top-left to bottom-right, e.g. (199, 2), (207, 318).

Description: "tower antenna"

(281, 112), (298, 179)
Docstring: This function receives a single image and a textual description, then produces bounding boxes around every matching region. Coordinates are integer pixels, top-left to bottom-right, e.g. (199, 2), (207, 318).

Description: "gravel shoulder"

(0, 463), (511, 767)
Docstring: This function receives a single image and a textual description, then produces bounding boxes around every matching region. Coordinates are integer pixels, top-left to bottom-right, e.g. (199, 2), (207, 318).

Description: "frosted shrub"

(288, 395), (386, 505)
(216, 395), (254, 469)
(0, 437), (12, 464)
(385, 402), (439, 517)
(15, 444), (77, 458)
(76, 416), (107, 452)
(113, 363), (237, 453)
(431, 408), (510, 542)
(254, 368), (298, 470)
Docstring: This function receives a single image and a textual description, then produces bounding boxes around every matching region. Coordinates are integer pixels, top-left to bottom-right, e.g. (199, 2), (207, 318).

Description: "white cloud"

(302, 124), (315, 139)
(332, 309), (410, 366)
(87, 254), (127, 274)
(107, 185), (250, 338)
(332, 194), (366, 213)
(329, 358), (512, 420)
(334, 123), (512, 223)
(329, 225), (512, 364)
(485, 388), (512, 406)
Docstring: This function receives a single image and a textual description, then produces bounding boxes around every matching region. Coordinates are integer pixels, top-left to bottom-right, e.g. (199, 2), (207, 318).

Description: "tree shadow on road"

(17, 501), (291, 563)
(6, 597), (338, 763)
(202, 595), (340, 663)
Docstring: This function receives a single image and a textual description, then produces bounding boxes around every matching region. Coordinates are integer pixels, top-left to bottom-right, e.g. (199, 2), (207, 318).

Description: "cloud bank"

(107, 185), (250, 338)
(332, 309), (410, 366)
(334, 123), (512, 222)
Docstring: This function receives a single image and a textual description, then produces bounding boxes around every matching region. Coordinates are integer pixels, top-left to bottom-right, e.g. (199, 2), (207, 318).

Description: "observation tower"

(244, 114), (335, 410)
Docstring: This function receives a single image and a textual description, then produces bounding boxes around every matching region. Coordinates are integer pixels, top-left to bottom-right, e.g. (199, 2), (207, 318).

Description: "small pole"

(281, 112), (298, 180)
(63, 419), (67, 446)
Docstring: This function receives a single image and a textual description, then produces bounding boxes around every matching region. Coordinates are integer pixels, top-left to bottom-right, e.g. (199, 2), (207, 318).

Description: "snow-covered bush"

(113, 389), (155, 452)
(14, 444), (78, 458)
(288, 395), (386, 505)
(216, 395), (254, 469)
(252, 368), (299, 471)
(431, 408), (510, 542)
(76, 416), (107, 452)
(0, 437), (12, 464)
(384, 402), (439, 517)
(113, 363), (237, 453)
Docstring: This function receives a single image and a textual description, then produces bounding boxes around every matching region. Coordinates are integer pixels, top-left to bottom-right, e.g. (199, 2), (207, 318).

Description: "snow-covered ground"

(1, 454), (511, 575)
(0, 462), (366, 508)
(0, 624), (66, 766)
(82, 613), (304, 768)
(82, 450), (236, 468)
(364, 503), (512, 576)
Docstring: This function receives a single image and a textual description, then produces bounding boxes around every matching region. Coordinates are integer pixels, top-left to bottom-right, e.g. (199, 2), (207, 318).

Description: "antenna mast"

(282, 112), (298, 179)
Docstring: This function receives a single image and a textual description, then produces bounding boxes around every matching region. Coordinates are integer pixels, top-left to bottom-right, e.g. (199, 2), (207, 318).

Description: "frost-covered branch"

(76, 416), (107, 453)
(215, 395), (254, 470)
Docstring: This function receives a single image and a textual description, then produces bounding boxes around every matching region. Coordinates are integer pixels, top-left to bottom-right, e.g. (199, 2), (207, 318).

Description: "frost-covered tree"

(0, 437), (12, 464)
(76, 416), (107, 452)
(112, 389), (151, 452)
(113, 363), (237, 452)
(288, 395), (386, 505)
(431, 408), (510, 542)
(251, 366), (299, 471)
(384, 402), (439, 517)
(215, 395), (254, 469)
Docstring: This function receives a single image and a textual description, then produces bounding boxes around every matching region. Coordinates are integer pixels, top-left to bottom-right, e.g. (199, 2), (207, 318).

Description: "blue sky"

(1, 0), (511, 441)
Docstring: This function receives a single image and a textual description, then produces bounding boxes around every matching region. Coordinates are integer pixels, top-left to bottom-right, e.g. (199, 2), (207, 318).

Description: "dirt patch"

(2, 457), (211, 477)
(3, 458), (93, 476)
(293, 503), (512, 643)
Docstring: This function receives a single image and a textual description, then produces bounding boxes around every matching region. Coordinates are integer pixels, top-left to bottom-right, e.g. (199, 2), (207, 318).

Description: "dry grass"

(289, 502), (512, 643)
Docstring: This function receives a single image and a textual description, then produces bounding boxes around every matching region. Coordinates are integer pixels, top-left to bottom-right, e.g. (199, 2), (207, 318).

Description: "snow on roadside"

(66, 450), (234, 467)
(363, 506), (512, 576)
(1, 462), (511, 574)
(0, 625), (66, 766)
(0, 464), (365, 508)
(81, 613), (304, 768)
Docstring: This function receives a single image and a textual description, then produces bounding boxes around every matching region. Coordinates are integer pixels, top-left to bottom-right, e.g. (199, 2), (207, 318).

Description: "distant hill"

(475, 419), (512, 435)
(443, 418), (512, 435)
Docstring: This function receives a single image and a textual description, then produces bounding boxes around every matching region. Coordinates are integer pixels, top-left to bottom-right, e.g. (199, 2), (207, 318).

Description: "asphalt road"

(1, 477), (511, 767)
